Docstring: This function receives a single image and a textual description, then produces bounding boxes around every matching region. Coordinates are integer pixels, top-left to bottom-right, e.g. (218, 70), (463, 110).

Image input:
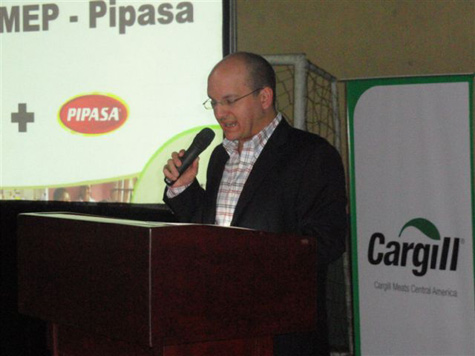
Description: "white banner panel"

(1, 0), (223, 195)
(348, 76), (475, 356)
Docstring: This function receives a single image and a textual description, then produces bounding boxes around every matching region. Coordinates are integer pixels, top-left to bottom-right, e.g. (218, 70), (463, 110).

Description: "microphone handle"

(164, 146), (200, 186)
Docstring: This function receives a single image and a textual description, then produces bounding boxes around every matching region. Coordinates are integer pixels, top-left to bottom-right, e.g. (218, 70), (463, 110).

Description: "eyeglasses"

(203, 88), (262, 110)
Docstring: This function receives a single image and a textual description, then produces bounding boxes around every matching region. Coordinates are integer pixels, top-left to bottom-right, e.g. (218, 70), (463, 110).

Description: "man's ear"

(259, 87), (274, 110)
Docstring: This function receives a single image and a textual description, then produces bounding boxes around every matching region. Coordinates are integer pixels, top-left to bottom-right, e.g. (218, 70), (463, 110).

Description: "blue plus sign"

(12, 103), (35, 132)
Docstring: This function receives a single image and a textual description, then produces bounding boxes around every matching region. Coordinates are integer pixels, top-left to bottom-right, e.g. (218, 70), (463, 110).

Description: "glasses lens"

(203, 99), (213, 110)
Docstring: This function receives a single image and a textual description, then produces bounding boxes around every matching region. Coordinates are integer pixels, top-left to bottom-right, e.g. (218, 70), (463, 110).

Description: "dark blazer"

(165, 119), (347, 265)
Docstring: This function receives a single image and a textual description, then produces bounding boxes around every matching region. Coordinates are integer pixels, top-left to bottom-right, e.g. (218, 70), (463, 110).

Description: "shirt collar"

(222, 113), (283, 156)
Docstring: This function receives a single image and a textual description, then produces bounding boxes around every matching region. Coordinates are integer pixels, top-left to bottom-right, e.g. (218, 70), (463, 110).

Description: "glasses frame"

(203, 88), (263, 110)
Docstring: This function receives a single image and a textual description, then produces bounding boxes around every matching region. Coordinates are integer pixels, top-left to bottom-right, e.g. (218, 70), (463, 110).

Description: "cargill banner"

(347, 75), (475, 356)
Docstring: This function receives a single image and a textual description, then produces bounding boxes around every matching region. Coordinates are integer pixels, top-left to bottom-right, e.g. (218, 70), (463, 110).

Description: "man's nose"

(213, 103), (228, 120)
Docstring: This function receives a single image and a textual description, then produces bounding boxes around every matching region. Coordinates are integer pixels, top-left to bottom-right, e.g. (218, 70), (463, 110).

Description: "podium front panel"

(150, 225), (317, 345)
(18, 213), (317, 350)
(18, 213), (154, 346)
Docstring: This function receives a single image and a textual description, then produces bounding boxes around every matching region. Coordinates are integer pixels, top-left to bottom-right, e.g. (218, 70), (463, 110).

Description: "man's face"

(207, 59), (267, 147)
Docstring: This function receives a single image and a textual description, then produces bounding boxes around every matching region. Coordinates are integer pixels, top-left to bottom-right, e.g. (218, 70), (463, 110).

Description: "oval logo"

(59, 94), (128, 135)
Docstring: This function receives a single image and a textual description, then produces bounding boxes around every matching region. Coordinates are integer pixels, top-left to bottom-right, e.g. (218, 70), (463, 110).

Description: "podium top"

(19, 212), (252, 230)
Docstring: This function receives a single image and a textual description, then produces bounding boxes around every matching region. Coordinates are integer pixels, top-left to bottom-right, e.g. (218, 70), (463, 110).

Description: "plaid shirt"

(215, 113), (282, 226)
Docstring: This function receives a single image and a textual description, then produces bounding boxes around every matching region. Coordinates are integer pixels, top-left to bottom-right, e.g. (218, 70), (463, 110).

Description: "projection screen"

(1, 0), (231, 203)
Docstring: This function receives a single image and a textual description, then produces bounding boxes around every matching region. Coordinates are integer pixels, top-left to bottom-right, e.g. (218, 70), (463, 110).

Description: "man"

(53, 188), (71, 202)
(163, 52), (347, 355)
(78, 185), (96, 202)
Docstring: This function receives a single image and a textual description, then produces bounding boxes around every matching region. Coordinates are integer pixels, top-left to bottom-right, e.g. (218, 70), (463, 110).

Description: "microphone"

(164, 128), (216, 186)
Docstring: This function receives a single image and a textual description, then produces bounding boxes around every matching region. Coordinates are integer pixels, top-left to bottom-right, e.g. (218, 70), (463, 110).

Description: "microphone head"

(193, 128), (216, 150)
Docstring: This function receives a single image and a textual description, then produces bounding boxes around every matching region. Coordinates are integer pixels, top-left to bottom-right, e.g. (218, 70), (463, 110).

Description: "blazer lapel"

(231, 119), (291, 224)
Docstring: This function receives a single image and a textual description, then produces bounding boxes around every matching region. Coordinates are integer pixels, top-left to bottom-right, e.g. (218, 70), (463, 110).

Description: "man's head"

(79, 185), (91, 201)
(207, 52), (277, 149)
(53, 188), (71, 202)
(230, 52), (277, 107)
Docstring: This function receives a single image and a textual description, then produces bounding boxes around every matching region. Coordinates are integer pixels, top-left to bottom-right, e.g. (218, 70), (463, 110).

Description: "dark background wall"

(236, 0), (475, 163)
(237, 0), (474, 79)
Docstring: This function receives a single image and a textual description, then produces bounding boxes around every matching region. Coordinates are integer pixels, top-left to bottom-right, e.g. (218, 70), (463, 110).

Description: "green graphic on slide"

(132, 125), (222, 204)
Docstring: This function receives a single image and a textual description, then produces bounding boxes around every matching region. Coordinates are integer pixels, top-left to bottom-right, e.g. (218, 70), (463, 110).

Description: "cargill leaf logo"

(398, 218), (441, 241)
(368, 217), (460, 276)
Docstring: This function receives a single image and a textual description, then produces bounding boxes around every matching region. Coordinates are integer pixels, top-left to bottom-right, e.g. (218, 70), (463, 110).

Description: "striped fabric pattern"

(215, 114), (282, 226)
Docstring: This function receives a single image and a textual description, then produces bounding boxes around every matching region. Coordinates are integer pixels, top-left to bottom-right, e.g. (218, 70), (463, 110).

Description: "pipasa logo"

(59, 94), (128, 135)
(367, 218), (460, 277)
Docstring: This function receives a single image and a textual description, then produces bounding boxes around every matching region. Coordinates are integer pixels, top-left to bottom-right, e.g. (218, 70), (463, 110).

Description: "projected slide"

(0, 0), (225, 203)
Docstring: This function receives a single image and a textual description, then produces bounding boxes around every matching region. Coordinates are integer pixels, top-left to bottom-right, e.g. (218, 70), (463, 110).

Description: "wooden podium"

(17, 213), (317, 356)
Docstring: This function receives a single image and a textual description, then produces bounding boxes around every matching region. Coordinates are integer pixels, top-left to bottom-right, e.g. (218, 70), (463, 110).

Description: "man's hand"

(163, 149), (199, 187)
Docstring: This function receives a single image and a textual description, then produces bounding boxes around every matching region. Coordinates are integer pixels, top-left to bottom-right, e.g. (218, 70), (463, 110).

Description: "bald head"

(209, 52), (277, 107)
